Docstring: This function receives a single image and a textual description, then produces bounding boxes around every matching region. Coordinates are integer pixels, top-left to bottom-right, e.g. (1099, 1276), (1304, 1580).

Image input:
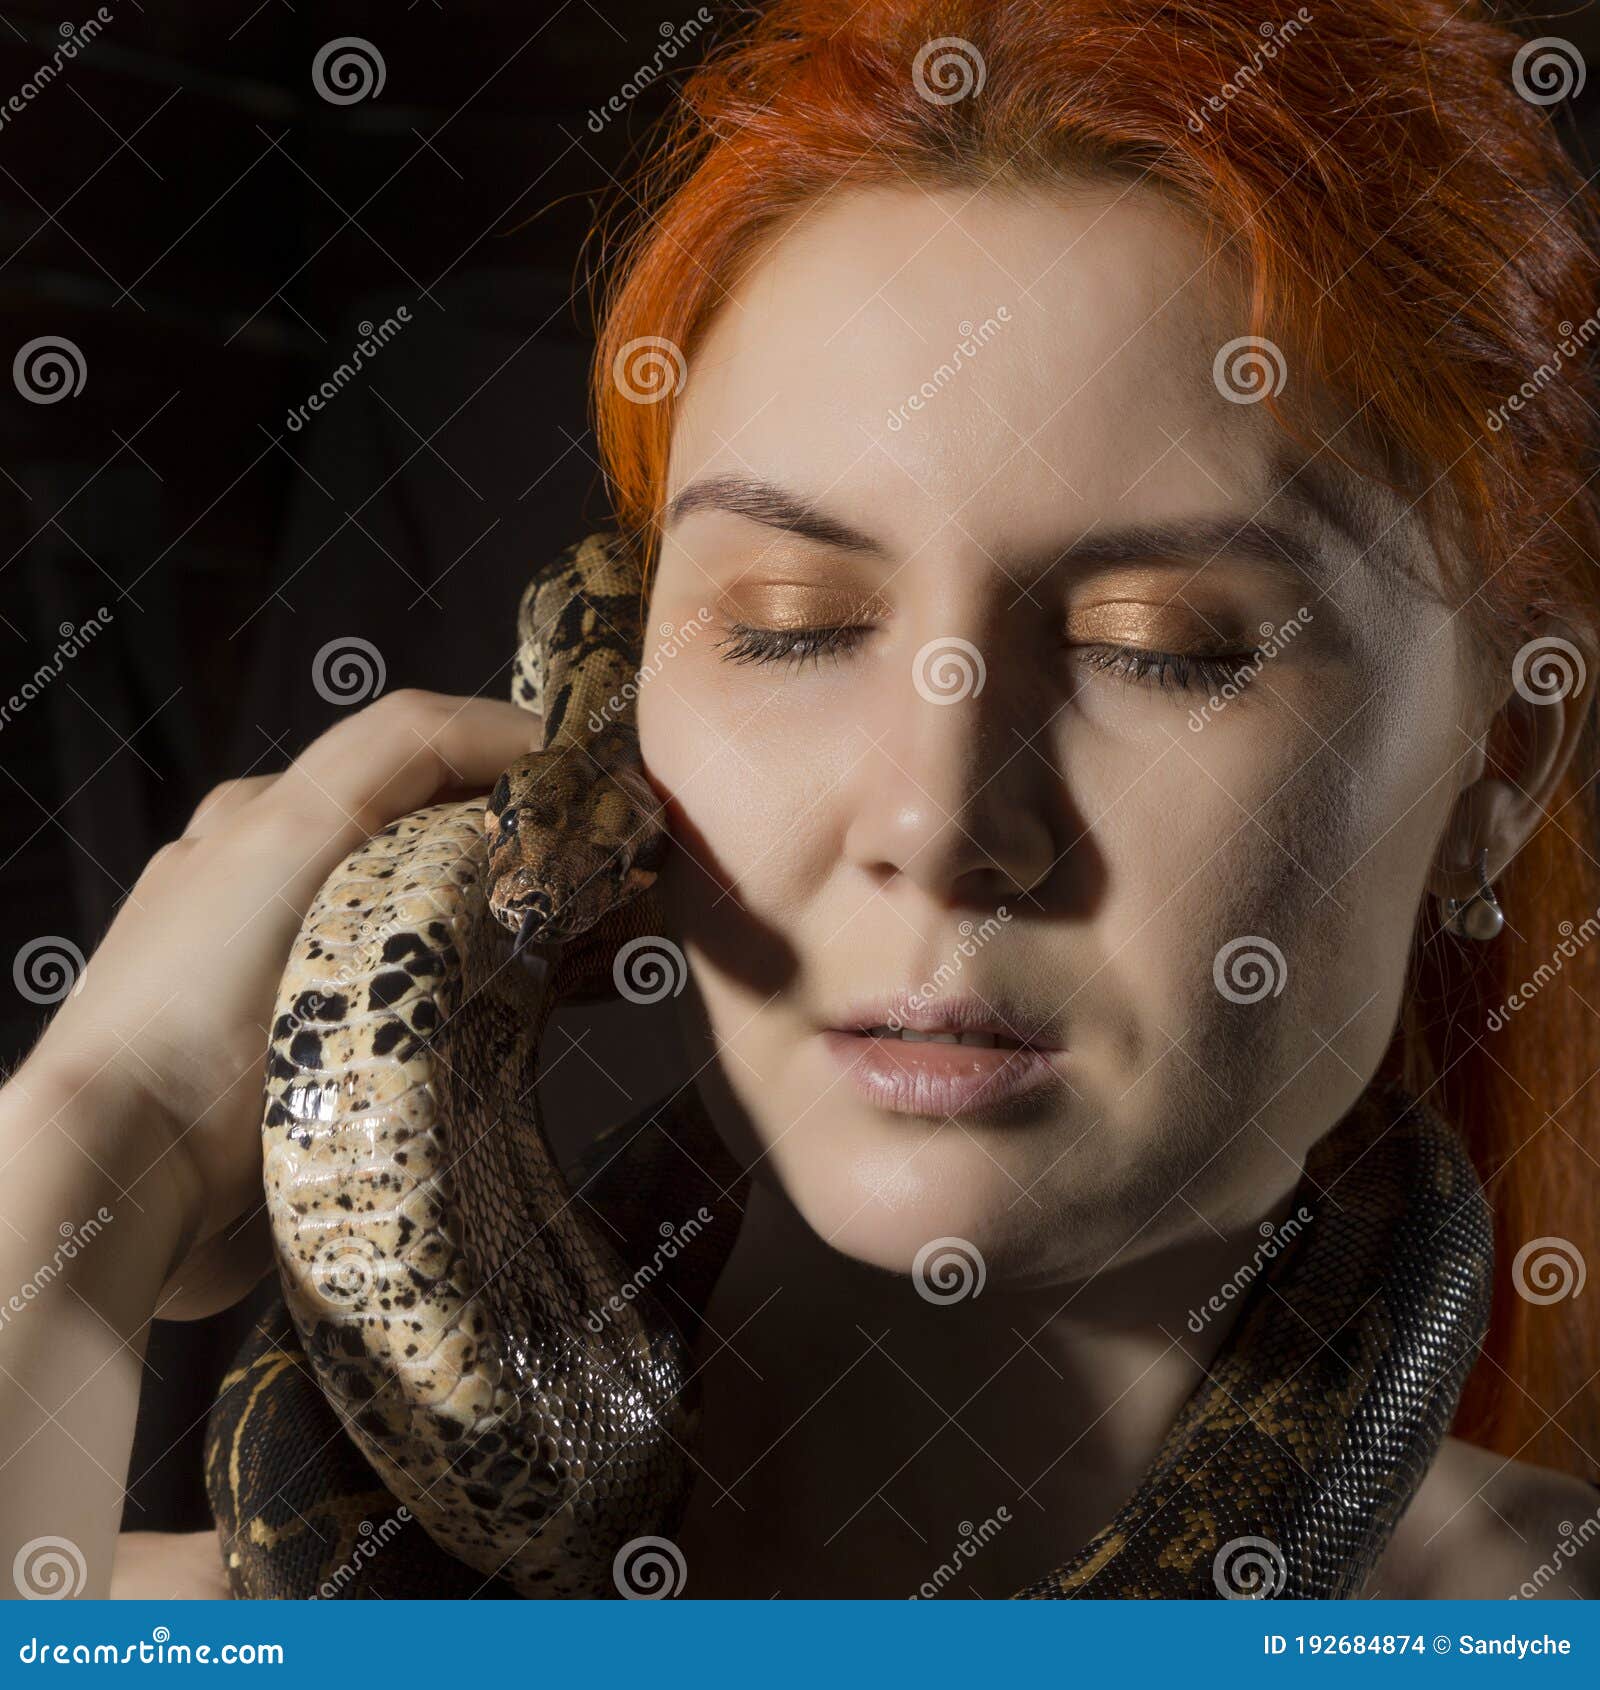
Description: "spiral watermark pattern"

(912, 36), (986, 104)
(912, 1236), (986, 1304)
(13, 1535), (86, 1599)
(309, 1237), (381, 1308)
(1212, 1534), (1287, 1598)
(13, 335), (85, 404)
(1511, 635), (1586, 706)
(612, 1534), (687, 1597)
(613, 935), (688, 1004)
(313, 37), (386, 104)
(1212, 935), (1287, 1004)
(913, 636), (986, 704)
(1511, 1236), (1586, 1305)
(612, 335), (687, 405)
(1212, 336), (1287, 404)
(312, 635), (387, 706)
(13, 936), (86, 1005)
(1513, 37), (1586, 105)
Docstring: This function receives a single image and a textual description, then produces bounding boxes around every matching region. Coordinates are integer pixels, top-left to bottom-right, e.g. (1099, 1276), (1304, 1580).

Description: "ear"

(1426, 616), (1597, 912)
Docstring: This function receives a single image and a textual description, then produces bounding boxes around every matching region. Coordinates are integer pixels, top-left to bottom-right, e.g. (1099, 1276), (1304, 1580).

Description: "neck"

(674, 1170), (1296, 1599)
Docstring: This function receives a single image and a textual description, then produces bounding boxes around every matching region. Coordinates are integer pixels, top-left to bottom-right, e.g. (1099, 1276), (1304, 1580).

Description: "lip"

(820, 1029), (1066, 1118)
(825, 988), (1066, 1050)
(820, 989), (1069, 1119)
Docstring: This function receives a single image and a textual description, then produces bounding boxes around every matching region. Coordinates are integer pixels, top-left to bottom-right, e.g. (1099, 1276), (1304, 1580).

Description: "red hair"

(589, 0), (1600, 1478)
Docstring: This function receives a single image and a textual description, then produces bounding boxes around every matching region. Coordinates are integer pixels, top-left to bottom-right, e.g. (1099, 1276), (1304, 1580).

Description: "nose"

(841, 636), (1060, 909)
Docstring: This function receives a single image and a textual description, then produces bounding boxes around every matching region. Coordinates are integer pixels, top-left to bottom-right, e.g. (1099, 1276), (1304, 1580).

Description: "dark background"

(0, 0), (1596, 1535)
(0, 0), (714, 1534)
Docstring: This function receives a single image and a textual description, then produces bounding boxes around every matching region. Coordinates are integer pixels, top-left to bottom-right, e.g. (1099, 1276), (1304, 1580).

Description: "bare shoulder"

(111, 1530), (233, 1600)
(1359, 1436), (1600, 1600)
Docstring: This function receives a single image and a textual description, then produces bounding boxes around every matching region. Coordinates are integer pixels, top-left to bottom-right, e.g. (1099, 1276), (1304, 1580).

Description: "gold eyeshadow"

(1065, 598), (1251, 650)
(714, 582), (892, 628)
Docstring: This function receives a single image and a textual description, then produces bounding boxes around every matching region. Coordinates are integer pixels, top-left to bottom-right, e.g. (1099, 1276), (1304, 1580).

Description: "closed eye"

(715, 621), (1263, 697)
(1075, 643), (1263, 695)
(714, 623), (871, 670)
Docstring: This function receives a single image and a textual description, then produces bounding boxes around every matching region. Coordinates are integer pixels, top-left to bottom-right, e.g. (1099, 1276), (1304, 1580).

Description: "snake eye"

(498, 806), (518, 839)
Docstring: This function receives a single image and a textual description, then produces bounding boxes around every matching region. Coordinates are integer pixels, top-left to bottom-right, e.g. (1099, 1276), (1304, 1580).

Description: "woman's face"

(637, 178), (1480, 1289)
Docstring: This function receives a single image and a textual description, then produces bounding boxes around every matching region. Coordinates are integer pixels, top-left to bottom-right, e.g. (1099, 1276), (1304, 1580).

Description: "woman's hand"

(19, 689), (542, 1317)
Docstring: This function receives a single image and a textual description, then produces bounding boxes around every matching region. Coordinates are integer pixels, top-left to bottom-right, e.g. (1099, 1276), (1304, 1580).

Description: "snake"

(202, 528), (1496, 1600)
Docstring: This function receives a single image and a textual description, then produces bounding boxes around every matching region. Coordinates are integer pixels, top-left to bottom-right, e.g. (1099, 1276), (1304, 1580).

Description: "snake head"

(484, 726), (667, 952)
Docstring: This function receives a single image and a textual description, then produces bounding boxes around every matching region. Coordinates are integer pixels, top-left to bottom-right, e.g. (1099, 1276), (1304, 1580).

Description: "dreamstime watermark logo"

(912, 1237), (986, 1304)
(586, 1208), (716, 1334)
(613, 336), (686, 405)
(14, 335), (86, 403)
(912, 36), (986, 104)
(13, 936), (86, 1005)
(1213, 1534), (1287, 1597)
(587, 8), (714, 132)
(1513, 37), (1586, 106)
(885, 307), (1011, 432)
(1187, 10), (1314, 131)
(913, 636), (985, 704)
(13, 1535), (87, 1599)
(1187, 607), (1312, 731)
(314, 1506), (411, 1598)
(1186, 1207), (1312, 1333)
(284, 307), (411, 432)
(1512, 1505), (1600, 1599)
(882, 910), (1014, 1033)
(0, 1208), (114, 1333)
(0, 10), (115, 135)
(1213, 336), (1287, 404)
(312, 635), (387, 706)
(908, 1507), (1013, 1598)
(0, 607), (114, 731)
(308, 1236), (381, 1310)
(587, 608), (713, 732)
(1511, 634), (1586, 706)
(613, 935), (688, 1004)
(1212, 935), (1287, 1004)
(1486, 901), (1600, 1033)
(1511, 1236), (1585, 1305)
(613, 1535), (686, 1597)
(313, 36), (385, 104)
(1488, 312), (1600, 433)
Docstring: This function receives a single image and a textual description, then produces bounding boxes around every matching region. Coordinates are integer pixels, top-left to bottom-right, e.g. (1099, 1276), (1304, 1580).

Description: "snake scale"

(203, 530), (1496, 1599)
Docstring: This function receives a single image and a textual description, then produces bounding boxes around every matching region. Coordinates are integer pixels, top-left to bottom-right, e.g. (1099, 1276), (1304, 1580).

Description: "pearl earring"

(1442, 845), (1504, 941)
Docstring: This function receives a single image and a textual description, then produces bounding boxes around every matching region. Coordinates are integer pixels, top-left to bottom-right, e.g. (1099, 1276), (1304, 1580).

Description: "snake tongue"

(514, 904), (553, 955)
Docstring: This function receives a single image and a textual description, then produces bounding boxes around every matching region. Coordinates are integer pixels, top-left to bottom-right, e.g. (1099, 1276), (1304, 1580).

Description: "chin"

(766, 1119), (1083, 1288)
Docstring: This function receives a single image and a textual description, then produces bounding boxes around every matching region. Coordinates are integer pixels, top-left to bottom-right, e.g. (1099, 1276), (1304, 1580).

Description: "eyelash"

(715, 623), (872, 671)
(714, 623), (1263, 695)
(1075, 644), (1261, 695)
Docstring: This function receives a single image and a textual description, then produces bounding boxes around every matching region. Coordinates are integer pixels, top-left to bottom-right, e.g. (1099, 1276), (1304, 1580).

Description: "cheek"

(1082, 660), (1454, 1105)
(636, 662), (838, 1042)
(637, 661), (846, 922)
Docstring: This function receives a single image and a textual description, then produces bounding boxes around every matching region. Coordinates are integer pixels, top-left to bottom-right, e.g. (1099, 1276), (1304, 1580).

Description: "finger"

(256, 692), (543, 857)
(183, 774), (280, 838)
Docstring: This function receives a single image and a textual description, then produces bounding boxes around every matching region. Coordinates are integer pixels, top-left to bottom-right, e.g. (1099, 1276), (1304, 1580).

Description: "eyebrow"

(662, 470), (1339, 590)
(663, 473), (890, 556)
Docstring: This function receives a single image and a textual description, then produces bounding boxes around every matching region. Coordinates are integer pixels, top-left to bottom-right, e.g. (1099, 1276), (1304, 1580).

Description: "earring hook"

(1442, 845), (1504, 941)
